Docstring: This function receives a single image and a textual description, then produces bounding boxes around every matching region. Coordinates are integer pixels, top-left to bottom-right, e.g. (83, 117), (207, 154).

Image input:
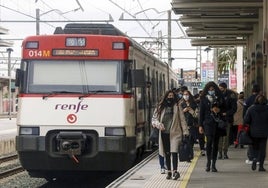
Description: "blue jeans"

(159, 155), (165, 168)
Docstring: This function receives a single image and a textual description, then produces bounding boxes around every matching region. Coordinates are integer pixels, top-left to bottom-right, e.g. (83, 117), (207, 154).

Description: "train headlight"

(105, 127), (125, 136)
(19, 127), (39, 135)
(25, 41), (39, 49)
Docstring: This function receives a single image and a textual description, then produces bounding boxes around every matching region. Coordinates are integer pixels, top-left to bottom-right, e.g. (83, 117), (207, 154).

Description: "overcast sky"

(0, 0), (210, 71)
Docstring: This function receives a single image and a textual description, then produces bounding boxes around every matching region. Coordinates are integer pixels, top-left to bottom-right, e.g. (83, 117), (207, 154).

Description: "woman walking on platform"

(198, 81), (226, 172)
(179, 89), (199, 162)
(152, 90), (189, 180)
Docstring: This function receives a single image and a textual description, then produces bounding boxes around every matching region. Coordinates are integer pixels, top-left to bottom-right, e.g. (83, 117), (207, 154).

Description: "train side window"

(123, 62), (132, 93)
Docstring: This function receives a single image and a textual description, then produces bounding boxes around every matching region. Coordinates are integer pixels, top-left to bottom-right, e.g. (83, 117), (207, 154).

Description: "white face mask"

(208, 90), (215, 96)
(183, 95), (189, 101)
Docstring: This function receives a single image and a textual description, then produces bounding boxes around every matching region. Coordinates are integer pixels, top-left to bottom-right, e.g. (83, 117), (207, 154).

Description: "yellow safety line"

(180, 151), (201, 188)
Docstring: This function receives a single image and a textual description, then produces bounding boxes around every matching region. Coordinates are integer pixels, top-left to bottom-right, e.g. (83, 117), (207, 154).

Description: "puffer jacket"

(244, 104), (268, 138)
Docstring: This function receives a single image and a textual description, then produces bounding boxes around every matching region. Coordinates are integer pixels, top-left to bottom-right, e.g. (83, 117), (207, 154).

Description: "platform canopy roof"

(171, 0), (263, 46)
(0, 26), (13, 47)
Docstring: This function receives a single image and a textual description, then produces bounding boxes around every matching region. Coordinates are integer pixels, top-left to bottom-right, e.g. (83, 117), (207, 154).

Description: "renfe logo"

(67, 114), (77, 124)
(55, 101), (88, 113)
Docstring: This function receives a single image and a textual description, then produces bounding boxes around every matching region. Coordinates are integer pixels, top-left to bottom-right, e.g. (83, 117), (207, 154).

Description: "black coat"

(243, 94), (258, 117)
(199, 94), (226, 136)
(221, 89), (237, 123)
(244, 104), (268, 138)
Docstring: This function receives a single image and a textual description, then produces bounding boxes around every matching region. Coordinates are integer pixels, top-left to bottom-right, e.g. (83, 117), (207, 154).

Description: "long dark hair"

(200, 81), (222, 99)
(182, 90), (195, 104)
(156, 90), (176, 116)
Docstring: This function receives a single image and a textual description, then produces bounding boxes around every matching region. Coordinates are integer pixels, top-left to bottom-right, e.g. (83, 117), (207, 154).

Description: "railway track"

(0, 166), (24, 179)
(0, 153), (24, 179)
(0, 153), (18, 163)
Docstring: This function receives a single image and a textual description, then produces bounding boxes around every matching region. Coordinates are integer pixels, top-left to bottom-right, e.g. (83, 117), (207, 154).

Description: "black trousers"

(161, 133), (178, 171)
(252, 137), (268, 167)
(206, 134), (220, 161)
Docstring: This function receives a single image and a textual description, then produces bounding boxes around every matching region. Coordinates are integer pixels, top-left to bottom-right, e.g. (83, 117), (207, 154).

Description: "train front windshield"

(25, 60), (122, 93)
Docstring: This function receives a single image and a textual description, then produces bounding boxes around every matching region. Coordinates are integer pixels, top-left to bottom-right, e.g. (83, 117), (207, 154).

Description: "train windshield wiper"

(78, 90), (115, 99)
(42, 91), (83, 99)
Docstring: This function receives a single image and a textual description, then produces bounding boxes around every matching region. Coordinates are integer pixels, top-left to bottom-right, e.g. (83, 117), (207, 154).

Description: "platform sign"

(201, 61), (214, 85)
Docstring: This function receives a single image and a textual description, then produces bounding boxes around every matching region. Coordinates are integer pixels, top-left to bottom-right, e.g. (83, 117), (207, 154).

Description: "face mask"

(166, 98), (174, 104)
(183, 95), (189, 101)
(208, 90), (215, 96)
(177, 93), (182, 99)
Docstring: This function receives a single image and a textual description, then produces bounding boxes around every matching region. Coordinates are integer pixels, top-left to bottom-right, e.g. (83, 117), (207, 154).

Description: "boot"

(252, 158), (257, 171)
(223, 151), (229, 159)
(166, 172), (172, 179)
(211, 160), (218, 172)
(259, 161), (266, 171)
(205, 160), (211, 172)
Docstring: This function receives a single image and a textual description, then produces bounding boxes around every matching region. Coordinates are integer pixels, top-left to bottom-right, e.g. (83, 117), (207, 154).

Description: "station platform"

(108, 145), (268, 188)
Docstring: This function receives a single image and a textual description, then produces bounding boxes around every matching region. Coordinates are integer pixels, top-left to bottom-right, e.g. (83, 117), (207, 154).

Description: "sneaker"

(201, 150), (206, 156)
(245, 159), (253, 165)
(160, 168), (165, 174)
(172, 171), (180, 180)
(166, 172), (172, 180)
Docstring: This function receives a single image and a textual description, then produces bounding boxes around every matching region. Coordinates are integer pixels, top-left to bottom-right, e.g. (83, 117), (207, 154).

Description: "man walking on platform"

(218, 82), (237, 159)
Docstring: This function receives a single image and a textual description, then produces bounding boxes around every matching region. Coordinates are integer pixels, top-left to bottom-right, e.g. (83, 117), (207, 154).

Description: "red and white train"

(15, 23), (178, 180)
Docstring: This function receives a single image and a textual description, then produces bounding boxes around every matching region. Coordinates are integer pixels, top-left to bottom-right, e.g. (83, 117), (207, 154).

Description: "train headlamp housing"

(112, 42), (125, 50)
(25, 41), (39, 49)
(19, 127), (40, 135)
(105, 127), (125, 136)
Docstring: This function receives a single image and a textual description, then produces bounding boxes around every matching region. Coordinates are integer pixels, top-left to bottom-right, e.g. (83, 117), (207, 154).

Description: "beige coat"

(233, 99), (244, 125)
(152, 104), (189, 157)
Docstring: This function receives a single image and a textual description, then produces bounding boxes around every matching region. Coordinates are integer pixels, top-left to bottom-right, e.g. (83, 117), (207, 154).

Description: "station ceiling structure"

(171, 0), (263, 47)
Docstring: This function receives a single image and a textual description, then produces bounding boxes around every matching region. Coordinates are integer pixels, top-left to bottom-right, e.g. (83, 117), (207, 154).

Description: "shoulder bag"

(238, 127), (252, 145)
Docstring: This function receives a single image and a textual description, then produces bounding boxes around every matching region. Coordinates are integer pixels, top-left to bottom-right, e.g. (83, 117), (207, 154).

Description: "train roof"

(54, 23), (126, 36)
(53, 23), (169, 67)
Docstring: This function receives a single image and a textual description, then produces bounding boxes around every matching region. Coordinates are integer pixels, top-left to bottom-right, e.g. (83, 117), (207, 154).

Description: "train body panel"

(17, 96), (135, 133)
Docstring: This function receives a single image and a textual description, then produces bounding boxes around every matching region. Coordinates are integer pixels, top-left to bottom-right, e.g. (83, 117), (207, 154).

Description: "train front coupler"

(56, 131), (87, 163)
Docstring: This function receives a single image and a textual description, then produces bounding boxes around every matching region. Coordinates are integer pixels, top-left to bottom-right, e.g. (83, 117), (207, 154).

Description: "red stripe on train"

(18, 93), (132, 98)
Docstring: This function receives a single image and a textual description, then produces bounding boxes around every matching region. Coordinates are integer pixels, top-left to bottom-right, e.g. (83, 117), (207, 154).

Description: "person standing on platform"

(198, 81), (226, 172)
(152, 90), (189, 180)
(233, 92), (244, 148)
(194, 91), (206, 156)
(244, 94), (268, 172)
(179, 89), (199, 162)
(218, 82), (237, 159)
(243, 84), (261, 164)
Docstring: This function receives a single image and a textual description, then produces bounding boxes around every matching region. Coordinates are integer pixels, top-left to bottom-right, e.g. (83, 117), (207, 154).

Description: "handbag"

(149, 127), (159, 143)
(179, 137), (193, 162)
(238, 128), (252, 145)
(211, 113), (227, 136)
(217, 119), (227, 130)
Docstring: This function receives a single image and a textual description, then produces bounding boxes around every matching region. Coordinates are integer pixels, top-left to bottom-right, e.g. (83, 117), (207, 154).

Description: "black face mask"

(166, 98), (174, 106)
